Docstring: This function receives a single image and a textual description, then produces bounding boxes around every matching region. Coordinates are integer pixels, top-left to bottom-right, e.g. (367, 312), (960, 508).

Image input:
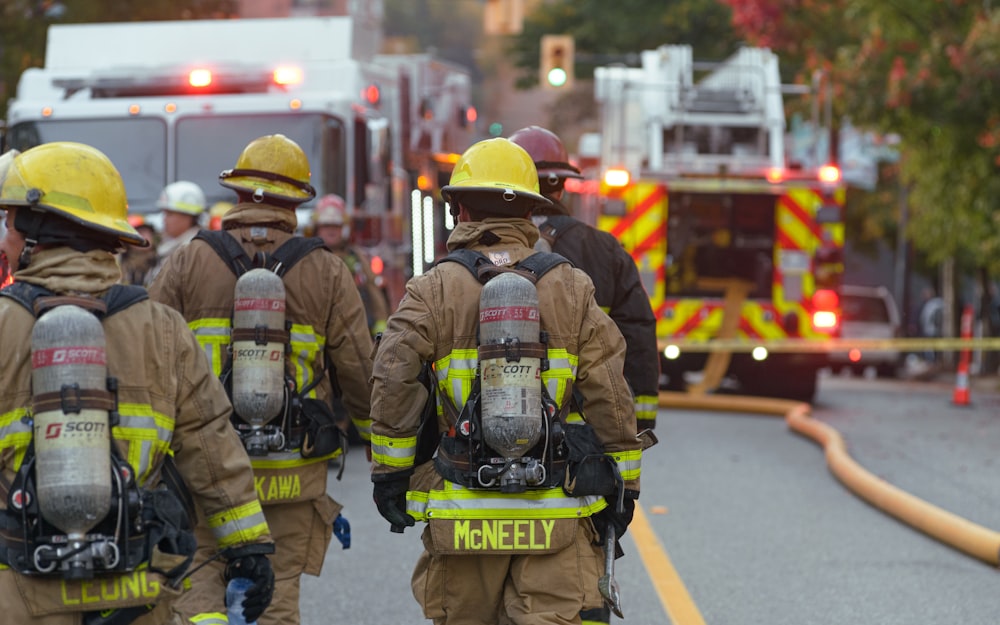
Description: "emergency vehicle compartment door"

(665, 192), (776, 300)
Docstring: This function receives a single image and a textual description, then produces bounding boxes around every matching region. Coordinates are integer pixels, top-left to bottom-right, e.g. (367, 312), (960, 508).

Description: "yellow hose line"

(658, 391), (1000, 566)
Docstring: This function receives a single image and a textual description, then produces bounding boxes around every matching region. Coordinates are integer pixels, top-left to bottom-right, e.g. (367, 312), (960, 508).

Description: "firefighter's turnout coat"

(370, 218), (642, 622)
(150, 202), (374, 625)
(0, 247), (271, 624)
(537, 213), (660, 428)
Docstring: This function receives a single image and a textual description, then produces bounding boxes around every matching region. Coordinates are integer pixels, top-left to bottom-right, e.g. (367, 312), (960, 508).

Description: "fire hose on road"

(660, 391), (1000, 566)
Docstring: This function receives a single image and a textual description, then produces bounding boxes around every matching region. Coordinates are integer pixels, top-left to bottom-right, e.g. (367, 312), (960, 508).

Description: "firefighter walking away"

(150, 134), (374, 625)
(370, 137), (643, 624)
(0, 142), (275, 625)
(509, 125), (660, 435)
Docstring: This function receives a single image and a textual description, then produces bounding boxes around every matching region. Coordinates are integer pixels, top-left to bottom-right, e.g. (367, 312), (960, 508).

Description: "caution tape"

(657, 337), (1000, 354)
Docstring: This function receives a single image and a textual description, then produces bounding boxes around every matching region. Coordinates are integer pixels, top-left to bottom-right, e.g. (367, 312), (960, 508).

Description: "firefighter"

(118, 214), (159, 286)
(509, 125), (660, 435)
(148, 180), (206, 285)
(149, 134), (374, 625)
(208, 200), (234, 231)
(306, 193), (389, 336)
(0, 142), (275, 625)
(370, 138), (642, 624)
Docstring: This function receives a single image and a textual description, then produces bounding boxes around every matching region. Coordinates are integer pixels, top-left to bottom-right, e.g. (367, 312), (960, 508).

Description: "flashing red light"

(812, 288), (839, 311)
(466, 106), (478, 124)
(819, 164), (842, 184)
(370, 255), (384, 275)
(365, 84), (380, 105)
(188, 68), (212, 88)
(273, 65), (303, 86)
(766, 167), (784, 183)
(848, 348), (862, 363)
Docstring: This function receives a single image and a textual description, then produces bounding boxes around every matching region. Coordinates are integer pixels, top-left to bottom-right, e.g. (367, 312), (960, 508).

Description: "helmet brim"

(441, 183), (552, 210)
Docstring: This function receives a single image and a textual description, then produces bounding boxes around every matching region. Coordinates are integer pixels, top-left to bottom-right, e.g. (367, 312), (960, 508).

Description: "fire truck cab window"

(7, 119), (167, 215)
(666, 192), (775, 299)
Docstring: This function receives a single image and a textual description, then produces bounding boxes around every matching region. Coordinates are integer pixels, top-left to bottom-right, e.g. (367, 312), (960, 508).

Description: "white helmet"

(157, 181), (206, 216)
(311, 194), (348, 226)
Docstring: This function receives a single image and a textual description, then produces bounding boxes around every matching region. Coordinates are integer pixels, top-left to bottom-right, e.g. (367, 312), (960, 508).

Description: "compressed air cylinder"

(232, 268), (286, 425)
(31, 305), (112, 538)
(478, 272), (544, 459)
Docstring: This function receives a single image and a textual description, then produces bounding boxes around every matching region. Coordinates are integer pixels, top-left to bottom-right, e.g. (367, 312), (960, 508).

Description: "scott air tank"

(232, 268), (286, 425)
(30, 305), (111, 539)
(478, 272), (544, 460)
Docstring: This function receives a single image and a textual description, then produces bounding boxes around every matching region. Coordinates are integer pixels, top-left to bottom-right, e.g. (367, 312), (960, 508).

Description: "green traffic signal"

(546, 67), (567, 87)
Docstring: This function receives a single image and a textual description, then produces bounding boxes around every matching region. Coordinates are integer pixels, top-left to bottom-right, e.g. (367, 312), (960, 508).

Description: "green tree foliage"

(0, 0), (237, 121)
(507, 0), (740, 89)
(723, 1), (1000, 279)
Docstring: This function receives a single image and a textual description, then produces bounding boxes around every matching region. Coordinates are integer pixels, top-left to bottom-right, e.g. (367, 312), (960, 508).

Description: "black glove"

(373, 476), (415, 532)
(591, 495), (636, 543)
(224, 548), (275, 623)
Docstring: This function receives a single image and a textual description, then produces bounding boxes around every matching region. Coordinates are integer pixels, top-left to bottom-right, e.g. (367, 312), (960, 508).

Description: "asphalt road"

(300, 372), (1000, 624)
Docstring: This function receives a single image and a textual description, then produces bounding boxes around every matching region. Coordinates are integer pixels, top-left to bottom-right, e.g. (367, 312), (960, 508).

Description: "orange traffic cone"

(952, 364), (970, 406)
(952, 304), (973, 407)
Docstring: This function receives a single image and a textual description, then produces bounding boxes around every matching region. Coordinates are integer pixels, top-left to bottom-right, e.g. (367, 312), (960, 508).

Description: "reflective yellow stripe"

(116, 403), (174, 485)
(352, 416), (372, 442)
(189, 318), (231, 378)
(437, 348), (579, 415)
(289, 324), (324, 398)
(371, 433), (417, 468)
(206, 500), (270, 548)
(635, 394), (658, 422)
(190, 319), (327, 397)
(610, 449), (642, 481)
(0, 406), (32, 470)
(406, 481), (607, 521)
(249, 449), (341, 469)
(189, 614), (228, 625)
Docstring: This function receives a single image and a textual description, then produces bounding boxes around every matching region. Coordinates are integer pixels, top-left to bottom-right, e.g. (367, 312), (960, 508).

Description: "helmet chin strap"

(13, 191), (47, 270)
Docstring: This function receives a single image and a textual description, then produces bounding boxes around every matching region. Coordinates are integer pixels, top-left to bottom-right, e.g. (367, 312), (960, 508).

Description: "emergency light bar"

(53, 63), (303, 98)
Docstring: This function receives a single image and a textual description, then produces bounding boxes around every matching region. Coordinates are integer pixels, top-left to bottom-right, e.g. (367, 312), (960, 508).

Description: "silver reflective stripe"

(610, 450), (642, 481)
(209, 501), (270, 548)
(421, 483), (606, 519)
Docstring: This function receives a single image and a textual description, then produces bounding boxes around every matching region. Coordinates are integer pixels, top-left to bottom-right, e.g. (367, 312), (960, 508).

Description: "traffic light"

(540, 35), (574, 90)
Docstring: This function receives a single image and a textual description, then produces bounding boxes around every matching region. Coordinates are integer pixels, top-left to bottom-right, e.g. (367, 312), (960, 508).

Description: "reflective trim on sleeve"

(189, 614), (228, 625)
(634, 395), (658, 422)
(371, 433), (416, 469)
(609, 449), (642, 482)
(206, 500), (270, 548)
(352, 416), (372, 442)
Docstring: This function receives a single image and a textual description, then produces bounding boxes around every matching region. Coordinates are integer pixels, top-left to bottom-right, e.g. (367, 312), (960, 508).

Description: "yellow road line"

(630, 502), (707, 625)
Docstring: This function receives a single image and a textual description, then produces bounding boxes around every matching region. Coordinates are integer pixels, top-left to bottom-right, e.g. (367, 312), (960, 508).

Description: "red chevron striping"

(633, 225), (666, 257)
(779, 193), (823, 241)
(610, 184), (666, 238)
(670, 303), (718, 337)
(776, 228), (801, 250)
(738, 317), (763, 339)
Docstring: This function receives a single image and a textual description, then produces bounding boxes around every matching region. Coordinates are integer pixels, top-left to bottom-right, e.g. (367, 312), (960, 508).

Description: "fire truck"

(3, 15), (474, 309)
(589, 45), (845, 400)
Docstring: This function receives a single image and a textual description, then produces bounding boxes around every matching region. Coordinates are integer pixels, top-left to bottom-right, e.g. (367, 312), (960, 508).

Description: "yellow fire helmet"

(219, 134), (317, 205)
(441, 138), (552, 211)
(0, 142), (146, 247)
